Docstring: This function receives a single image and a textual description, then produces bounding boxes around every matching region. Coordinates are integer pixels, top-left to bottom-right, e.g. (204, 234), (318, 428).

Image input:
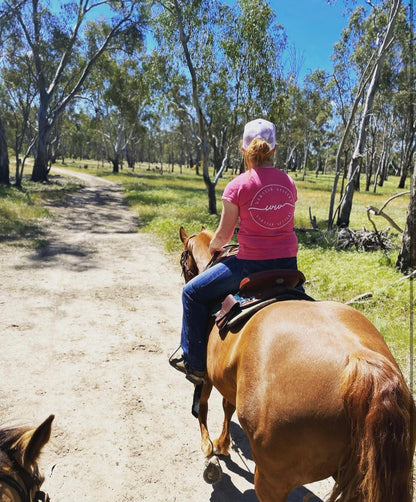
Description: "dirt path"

(0, 169), (333, 501)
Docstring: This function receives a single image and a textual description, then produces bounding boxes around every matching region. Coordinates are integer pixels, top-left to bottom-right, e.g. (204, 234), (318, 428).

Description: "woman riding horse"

(170, 118), (301, 384)
(177, 227), (415, 502)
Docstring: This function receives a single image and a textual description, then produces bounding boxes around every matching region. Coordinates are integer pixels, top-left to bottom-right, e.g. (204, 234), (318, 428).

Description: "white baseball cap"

(242, 118), (276, 150)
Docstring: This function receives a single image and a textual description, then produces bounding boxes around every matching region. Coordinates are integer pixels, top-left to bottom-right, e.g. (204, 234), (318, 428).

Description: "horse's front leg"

(198, 380), (224, 484)
(213, 397), (236, 456)
(198, 380), (214, 458)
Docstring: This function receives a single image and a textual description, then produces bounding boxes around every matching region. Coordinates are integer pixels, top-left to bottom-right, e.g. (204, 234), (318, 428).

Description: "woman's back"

(222, 166), (298, 259)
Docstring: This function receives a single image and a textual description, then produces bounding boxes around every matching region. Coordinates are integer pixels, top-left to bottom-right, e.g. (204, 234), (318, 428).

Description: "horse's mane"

(0, 425), (34, 468)
(0, 426), (31, 449)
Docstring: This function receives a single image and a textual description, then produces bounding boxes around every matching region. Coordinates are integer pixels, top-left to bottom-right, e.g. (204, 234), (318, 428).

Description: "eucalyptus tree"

(273, 81), (307, 172)
(0, 43), (38, 186)
(0, 0), (148, 183)
(146, 50), (198, 171)
(393, 10), (415, 189)
(362, 4), (413, 191)
(298, 70), (333, 179)
(151, 0), (286, 214)
(213, 0), (286, 176)
(151, 0), (227, 214)
(327, 0), (403, 228)
(396, 162), (416, 272)
(87, 44), (152, 173)
(0, 115), (9, 185)
(219, 0), (286, 127)
(396, 0), (415, 272)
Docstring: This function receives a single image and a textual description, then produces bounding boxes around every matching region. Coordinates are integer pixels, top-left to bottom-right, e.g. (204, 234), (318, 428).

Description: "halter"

(0, 466), (49, 502)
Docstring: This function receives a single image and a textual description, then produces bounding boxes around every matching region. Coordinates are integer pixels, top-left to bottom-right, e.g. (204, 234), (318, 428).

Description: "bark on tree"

(397, 129), (416, 189)
(31, 100), (51, 181)
(0, 115), (10, 185)
(328, 74), (371, 229)
(397, 162), (416, 272)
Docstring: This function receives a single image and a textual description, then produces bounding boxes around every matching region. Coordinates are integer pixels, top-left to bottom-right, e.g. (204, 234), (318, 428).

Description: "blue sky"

(223, 0), (352, 80)
(269, 0), (349, 78)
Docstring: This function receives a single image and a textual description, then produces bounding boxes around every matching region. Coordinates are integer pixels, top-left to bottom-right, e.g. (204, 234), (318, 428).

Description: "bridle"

(180, 235), (199, 283)
(0, 466), (49, 502)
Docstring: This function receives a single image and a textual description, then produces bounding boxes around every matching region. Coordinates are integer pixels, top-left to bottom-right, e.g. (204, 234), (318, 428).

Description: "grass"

(0, 174), (82, 242)
(1, 159), (414, 388)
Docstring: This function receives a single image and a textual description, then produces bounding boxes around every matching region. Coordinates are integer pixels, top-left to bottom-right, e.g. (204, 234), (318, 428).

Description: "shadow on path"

(15, 173), (140, 271)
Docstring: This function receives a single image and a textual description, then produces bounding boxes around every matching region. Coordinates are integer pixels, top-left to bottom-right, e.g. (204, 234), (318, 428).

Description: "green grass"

(3, 160), (414, 389)
(0, 174), (82, 242)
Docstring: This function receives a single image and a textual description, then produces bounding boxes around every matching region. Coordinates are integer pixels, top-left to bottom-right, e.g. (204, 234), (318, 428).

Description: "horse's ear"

(179, 226), (188, 243)
(23, 415), (54, 469)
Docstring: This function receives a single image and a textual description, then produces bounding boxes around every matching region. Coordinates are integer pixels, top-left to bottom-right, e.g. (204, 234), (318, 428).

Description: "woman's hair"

(244, 138), (274, 169)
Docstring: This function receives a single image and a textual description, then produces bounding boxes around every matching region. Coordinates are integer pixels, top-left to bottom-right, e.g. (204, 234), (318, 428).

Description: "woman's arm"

(209, 200), (239, 255)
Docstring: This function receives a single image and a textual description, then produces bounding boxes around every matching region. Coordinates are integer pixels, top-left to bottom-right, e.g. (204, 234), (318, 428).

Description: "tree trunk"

(374, 149), (385, 191)
(396, 162), (416, 272)
(0, 115), (10, 185)
(31, 100), (50, 182)
(173, 0), (216, 214)
(301, 143), (309, 181)
(365, 131), (377, 191)
(111, 159), (120, 173)
(398, 165), (408, 188)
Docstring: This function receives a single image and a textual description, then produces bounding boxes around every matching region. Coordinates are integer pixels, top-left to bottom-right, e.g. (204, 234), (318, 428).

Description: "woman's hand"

(209, 239), (225, 256)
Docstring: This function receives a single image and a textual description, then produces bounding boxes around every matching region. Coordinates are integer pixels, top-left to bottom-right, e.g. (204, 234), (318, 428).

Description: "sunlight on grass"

(295, 174), (409, 232)
(0, 175), (81, 241)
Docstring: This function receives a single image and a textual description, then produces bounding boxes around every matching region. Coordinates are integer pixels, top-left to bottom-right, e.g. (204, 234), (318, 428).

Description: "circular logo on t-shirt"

(248, 184), (295, 229)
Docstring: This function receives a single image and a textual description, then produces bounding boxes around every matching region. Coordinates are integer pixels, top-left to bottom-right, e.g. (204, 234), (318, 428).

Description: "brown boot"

(169, 354), (206, 385)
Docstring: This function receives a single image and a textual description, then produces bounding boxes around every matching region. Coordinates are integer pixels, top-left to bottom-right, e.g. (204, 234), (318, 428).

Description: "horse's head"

(179, 226), (214, 283)
(0, 415), (54, 502)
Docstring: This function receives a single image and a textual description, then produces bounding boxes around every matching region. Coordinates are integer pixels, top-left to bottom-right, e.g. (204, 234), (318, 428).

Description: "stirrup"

(169, 347), (206, 384)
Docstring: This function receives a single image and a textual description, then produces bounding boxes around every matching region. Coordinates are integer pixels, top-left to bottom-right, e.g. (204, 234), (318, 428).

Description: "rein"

(205, 245), (239, 269)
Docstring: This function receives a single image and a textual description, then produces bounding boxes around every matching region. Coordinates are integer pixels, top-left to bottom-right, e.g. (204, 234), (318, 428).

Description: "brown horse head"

(179, 226), (213, 282)
(0, 415), (54, 502)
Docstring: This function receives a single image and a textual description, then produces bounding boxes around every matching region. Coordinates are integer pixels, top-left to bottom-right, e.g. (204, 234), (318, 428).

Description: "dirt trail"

(0, 168), (333, 501)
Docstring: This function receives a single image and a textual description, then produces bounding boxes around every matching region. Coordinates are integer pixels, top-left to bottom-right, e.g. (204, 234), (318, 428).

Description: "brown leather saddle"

(214, 268), (314, 331)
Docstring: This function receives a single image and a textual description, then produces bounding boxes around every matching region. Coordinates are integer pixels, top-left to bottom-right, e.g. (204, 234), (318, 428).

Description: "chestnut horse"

(0, 415), (54, 502)
(179, 227), (415, 502)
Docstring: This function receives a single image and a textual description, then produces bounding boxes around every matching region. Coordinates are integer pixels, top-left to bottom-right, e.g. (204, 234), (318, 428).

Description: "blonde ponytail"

(244, 138), (274, 169)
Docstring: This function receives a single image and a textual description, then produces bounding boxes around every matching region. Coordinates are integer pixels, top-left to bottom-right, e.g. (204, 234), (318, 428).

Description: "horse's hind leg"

(198, 381), (214, 458)
(254, 468), (289, 502)
(213, 398), (236, 456)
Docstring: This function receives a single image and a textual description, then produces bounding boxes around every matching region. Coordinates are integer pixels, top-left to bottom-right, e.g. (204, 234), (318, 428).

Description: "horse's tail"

(330, 352), (415, 502)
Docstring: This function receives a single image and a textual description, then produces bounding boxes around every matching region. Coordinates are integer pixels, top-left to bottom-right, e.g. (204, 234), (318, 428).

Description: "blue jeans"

(180, 255), (299, 371)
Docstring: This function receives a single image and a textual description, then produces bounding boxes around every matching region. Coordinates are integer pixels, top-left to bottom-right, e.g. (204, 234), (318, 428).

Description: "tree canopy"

(0, 0), (414, 267)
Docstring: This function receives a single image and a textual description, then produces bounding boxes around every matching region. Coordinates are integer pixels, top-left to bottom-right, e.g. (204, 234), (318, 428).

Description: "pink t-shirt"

(222, 166), (298, 260)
